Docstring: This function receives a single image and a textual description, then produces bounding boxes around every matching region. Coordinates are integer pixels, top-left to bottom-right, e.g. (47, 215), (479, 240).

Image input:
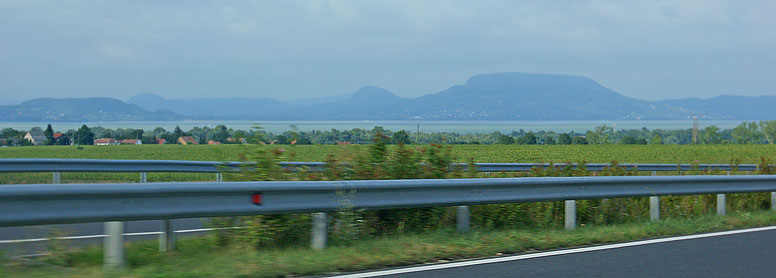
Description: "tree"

(173, 126), (184, 138)
(651, 134), (662, 145)
(586, 125), (612, 144)
(75, 125), (95, 145)
(621, 135), (637, 145)
(56, 134), (70, 145)
(572, 136), (587, 145)
(1, 128), (21, 140)
(44, 124), (54, 145)
(760, 121), (776, 145)
(496, 133), (515, 144)
(701, 126), (721, 144)
(212, 125), (229, 143)
(558, 133), (572, 145)
(151, 127), (168, 139)
(392, 130), (411, 145)
(521, 132), (537, 145)
(545, 136), (556, 145)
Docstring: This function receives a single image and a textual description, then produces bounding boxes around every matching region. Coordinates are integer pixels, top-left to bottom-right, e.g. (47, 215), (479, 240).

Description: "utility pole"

(416, 123), (420, 145)
(692, 116), (699, 144)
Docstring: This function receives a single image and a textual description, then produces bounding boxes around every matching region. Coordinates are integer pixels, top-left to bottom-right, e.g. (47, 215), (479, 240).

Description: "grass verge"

(3, 210), (776, 278)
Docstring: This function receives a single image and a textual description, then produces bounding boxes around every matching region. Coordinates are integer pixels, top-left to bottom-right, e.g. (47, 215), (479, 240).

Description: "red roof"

(178, 136), (199, 145)
(94, 138), (118, 144)
(207, 140), (222, 145)
(120, 139), (141, 144)
(156, 139), (166, 144)
(53, 132), (63, 139)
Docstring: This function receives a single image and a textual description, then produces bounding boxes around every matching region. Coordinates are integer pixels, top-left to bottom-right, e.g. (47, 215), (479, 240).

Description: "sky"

(1, 0), (775, 103)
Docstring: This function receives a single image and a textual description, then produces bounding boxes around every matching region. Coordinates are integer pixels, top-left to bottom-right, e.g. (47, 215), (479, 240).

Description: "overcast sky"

(1, 0), (774, 103)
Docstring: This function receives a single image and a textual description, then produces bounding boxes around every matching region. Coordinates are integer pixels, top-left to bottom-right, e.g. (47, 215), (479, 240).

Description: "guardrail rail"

(1, 158), (774, 268)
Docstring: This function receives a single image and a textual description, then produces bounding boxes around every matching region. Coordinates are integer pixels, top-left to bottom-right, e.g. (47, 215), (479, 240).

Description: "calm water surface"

(0, 120), (749, 134)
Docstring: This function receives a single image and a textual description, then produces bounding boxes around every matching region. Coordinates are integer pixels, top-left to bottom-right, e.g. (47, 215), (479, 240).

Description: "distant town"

(3, 120), (776, 147)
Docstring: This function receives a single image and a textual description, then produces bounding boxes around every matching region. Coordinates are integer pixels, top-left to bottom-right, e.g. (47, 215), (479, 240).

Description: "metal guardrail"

(0, 158), (773, 268)
(0, 158), (762, 173)
(2, 175), (776, 227)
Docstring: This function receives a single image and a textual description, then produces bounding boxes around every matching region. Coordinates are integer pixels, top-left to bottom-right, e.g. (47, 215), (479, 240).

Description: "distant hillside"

(286, 92), (352, 106)
(303, 86), (407, 119)
(127, 93), (295, 118)
(0, 97), (181, 121)
(5, 72), (776, 122)
(656, 95), (776, 120)
(387, 73), (692, 120)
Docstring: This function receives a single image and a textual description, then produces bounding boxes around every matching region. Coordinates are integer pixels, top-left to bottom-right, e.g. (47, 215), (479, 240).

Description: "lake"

(0, 120), (750, 134)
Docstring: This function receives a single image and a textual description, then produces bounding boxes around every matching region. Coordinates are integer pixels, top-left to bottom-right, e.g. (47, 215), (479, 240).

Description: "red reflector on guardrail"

(252, 193), (262, 205)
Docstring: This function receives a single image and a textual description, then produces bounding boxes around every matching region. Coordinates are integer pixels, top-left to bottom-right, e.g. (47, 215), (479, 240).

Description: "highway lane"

(0, 218), (210, 255)
(328, 226), (776, 278)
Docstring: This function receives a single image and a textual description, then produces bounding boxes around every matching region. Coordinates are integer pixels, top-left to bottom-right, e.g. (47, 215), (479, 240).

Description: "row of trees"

(3, 121), (776, 146)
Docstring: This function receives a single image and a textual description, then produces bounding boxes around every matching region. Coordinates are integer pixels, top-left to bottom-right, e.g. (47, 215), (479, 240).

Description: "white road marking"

(0, 227), (238, 244)
(326, 225), (776, 278)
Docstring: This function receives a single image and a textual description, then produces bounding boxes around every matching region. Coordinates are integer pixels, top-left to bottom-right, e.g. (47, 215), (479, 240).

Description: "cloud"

(0, 0), (774, 101)
(93, 43), (135, 61)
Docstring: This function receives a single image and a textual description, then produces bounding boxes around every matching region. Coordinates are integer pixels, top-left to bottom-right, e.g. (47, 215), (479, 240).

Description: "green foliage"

(517, 132), (537, 145)
(391, 130), (411, 145)
(75, 125), (95, 145)
(558, 133), (572, 145)
(496, 133), (515, 144)
(572, 136), (588, 145)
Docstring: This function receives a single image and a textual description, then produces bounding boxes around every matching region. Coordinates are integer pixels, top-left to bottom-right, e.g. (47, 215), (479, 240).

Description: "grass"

(3, 210), (776, 278)
(2, 144), (776, 164)
(2, 144), (775, 184)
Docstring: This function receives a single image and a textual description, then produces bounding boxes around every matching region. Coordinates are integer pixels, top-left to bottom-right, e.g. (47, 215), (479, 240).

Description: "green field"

(2, 144), (776, 164)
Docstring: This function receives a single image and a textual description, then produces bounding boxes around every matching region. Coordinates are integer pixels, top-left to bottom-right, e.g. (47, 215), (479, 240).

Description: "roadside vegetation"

(2, 135), (776, 277)
(3, 211), (776, 278)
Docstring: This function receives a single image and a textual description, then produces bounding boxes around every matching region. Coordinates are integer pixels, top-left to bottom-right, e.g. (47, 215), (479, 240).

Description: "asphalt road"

(0, 218), (209, 255)
(329, 227), (776, 278)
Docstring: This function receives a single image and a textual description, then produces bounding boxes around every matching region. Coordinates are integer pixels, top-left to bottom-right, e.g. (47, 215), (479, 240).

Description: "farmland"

(1, 144), (776, 164)
(2, 144), (774, 184)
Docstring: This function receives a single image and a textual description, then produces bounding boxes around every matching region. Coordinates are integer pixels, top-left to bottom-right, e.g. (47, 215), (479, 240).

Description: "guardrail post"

(772, 192), (776, 210)
(160, 220), (174, 252)
(650, 171), (660, 222)
(650, 196), (660, 221)
(717, 194), (726, 216)
(104, 221), (124, 269)
(456, 205), (470, 233)
(565, 200), (576, 230)
(53, 172), (61, 184)
(140, 172), (147, 183)
(311, 212), (327, 250)
(216, 173), (223, 182)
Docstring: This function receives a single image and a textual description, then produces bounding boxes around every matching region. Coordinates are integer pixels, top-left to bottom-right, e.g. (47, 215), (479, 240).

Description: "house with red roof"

(178, 136), (199, 145)
(120, 139), (142, 145)
(94, 138), (119, 145)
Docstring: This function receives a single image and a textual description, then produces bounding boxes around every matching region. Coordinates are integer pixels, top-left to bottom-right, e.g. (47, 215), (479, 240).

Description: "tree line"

(2, 121), (776, 146)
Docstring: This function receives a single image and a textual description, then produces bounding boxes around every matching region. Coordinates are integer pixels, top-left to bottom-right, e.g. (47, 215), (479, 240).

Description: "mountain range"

(1, 72), (774, 121)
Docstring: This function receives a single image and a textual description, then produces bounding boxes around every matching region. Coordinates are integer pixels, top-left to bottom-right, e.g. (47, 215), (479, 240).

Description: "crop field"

(2, 144), (776, 163)
(1, 144), (775, 184)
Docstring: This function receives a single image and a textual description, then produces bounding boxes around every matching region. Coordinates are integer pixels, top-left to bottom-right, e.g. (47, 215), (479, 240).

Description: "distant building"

(178, 136), (199, 145)
(226, 137), (248, 144)
(94, 138), (119, 145)
(207, 140), (222, 145)
(120, 139), (142, 145)
(155, 139), (167, 145)
(336, 141), (353, 145)
(23, 127), (48, 146)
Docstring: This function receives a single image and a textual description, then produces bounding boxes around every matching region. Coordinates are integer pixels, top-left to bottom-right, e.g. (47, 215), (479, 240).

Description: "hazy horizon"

(2, 1), (775, 103)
